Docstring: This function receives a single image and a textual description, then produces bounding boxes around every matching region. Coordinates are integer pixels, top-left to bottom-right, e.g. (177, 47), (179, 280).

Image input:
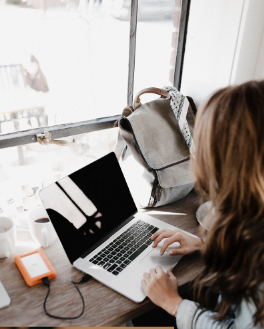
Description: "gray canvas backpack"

(114, 86), (196, 208)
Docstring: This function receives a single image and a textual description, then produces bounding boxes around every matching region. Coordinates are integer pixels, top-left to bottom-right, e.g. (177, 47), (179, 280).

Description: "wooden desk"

(0, 191), (204, 326)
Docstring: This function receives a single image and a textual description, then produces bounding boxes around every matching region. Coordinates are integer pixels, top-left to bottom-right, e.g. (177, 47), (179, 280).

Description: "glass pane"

(0, 127), (118, 246)
(0, 1), (130, 134)
(0, 127), (118, 210)
(133, 0), (177, 103)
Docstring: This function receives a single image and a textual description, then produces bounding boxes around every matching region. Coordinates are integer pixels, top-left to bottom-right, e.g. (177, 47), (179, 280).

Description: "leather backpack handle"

(134, 87), (169, 104)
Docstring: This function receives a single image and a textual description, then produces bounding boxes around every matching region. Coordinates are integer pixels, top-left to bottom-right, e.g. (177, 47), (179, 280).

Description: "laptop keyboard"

(89, 220), (159, 276)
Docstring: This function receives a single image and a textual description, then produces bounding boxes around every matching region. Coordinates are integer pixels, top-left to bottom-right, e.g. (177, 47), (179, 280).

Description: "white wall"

(254, 31), (264, 80)
(180, 0), (264, 105)
(230, 0), (264, 84)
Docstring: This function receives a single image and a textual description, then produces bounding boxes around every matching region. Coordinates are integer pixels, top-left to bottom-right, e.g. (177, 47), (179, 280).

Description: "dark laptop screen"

(39, 152), (137, 264)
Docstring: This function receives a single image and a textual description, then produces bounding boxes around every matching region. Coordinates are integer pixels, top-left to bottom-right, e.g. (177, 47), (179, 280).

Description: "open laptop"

(39, 152), (183, 302)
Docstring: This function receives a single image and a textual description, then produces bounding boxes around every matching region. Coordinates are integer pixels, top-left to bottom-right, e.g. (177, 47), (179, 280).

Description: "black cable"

(42, 274), (91, 320)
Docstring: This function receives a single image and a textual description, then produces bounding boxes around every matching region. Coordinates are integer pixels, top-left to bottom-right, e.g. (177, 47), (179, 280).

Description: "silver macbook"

(39, 152), (183, 302)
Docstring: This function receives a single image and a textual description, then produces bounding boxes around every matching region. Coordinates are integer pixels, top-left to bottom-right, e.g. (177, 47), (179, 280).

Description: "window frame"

(0, 0), (191, 150)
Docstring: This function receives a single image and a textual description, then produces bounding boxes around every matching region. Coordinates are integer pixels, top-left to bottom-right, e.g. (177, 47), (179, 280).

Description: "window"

(0, 0), (191, 218)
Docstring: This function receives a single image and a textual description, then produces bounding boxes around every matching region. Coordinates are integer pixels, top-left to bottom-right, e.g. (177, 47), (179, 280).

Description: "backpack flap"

(121, 97), (190, 169)
(156, 161), (196, 189)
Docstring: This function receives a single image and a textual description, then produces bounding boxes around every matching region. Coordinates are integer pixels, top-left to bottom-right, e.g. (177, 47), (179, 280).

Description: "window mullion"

(127, 0), (138, 106)
(174, 0), (192, 91)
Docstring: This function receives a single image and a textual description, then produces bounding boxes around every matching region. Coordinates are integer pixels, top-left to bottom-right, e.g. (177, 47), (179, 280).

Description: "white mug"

(0, 217), (15, 258)
(27, 207), (57, 248)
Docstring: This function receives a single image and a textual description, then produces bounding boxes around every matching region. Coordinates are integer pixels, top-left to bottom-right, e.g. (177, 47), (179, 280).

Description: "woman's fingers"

(142, 268), (159, 293)
(150, 229), (166, 240)
(152, 231), (177, 248)
(159, 233), (182, 255)
(150, 229), (175, 242)
(167, 267), (174, 277)
(168, 248), (185, 255)
(149, 268), (157, 276)
(155, 266), (164, 276)
(152, 233), (168, 248)
(143, 272), (150, 281)
(167, 268), (178, 284)
(141, 279), (149, 294)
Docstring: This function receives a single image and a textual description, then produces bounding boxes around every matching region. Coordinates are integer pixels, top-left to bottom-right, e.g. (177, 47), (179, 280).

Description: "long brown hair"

(192, 80), (264, 326)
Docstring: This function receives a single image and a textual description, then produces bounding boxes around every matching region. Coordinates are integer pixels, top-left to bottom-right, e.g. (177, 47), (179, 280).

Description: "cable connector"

(42, 277), (50, 287)
(75, 274), (92, 284)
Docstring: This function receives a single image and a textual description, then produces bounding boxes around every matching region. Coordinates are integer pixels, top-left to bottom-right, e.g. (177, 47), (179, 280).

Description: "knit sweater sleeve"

(176, 297), (261, 329)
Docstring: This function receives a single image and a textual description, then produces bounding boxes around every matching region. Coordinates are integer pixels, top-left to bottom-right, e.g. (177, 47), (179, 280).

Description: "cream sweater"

(176, 296), (263, 329)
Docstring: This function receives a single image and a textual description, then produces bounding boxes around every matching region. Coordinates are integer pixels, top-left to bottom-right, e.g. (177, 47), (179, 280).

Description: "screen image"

(40, 152), (137, 264)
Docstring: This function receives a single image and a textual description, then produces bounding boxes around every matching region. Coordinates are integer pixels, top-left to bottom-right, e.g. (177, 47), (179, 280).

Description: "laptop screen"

(39, 152), (137, 264)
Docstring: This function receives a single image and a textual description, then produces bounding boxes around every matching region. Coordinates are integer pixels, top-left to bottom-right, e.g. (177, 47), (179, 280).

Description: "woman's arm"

(142, 267), (260, 329)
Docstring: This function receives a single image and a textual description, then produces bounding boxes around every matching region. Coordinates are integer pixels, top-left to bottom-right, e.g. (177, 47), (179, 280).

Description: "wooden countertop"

(0, 190), (204, 327)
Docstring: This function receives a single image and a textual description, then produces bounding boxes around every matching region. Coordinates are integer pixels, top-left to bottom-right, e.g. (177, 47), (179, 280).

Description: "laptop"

(39, 152), (183, 302)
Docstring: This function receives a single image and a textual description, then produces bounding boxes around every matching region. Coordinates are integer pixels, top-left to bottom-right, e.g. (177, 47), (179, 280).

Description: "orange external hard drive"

(15, 249), (56, 286)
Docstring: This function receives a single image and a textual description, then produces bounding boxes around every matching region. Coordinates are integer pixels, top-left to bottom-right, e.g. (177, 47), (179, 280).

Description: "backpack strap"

(163, 86), (194, 151)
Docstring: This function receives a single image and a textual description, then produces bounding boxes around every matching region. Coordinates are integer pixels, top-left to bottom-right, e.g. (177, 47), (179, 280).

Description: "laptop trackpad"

(139, 248), (182, 270)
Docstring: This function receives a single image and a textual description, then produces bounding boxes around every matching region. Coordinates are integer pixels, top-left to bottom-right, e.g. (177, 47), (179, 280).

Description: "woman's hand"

(151, 229), (203, 256)
(141, 266), (182, 316)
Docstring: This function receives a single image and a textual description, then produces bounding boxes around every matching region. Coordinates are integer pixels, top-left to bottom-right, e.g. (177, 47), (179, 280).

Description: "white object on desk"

(0, 217), (15, 258)
(27, 207), (57, 248)
(196, 201), (212, 229)
(20, 252), (50, 278)
(0, 280), (11, 309)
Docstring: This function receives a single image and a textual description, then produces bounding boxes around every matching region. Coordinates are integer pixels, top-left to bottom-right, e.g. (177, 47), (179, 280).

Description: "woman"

(141, 80), (264, 328)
